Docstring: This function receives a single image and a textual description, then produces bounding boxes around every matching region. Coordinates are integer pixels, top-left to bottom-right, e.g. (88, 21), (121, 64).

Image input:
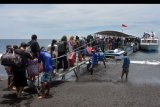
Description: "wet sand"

(0, 61), (160, 107)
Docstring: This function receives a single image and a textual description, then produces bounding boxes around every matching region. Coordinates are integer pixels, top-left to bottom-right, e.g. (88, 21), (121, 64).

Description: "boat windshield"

(141, 39), (158, 43)
(107, 49), (121, 53)
(108, 50), (114, 53)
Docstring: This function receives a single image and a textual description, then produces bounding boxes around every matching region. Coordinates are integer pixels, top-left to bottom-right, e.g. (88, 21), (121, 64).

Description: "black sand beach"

(0, 62), (160, 107)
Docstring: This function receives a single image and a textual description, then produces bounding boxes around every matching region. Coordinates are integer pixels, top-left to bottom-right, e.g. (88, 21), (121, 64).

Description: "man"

(57, 35), (68, 71)
(50, 39), (58, 58)
(12, 42), (33, 98)
(28, 34), (40, 58)
(37, 47), (53, 99)
(4, 45), (14, 90)
(121, 52), (130, 80)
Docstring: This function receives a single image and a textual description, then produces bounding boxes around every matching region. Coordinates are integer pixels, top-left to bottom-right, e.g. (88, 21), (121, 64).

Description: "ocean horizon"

(0, 39), (54, 53)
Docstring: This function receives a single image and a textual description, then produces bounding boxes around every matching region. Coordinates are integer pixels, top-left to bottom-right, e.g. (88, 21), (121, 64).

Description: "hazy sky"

(0, 4), (160, 39)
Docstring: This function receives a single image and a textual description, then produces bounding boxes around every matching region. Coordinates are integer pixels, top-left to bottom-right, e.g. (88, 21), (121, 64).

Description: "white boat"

(140, 32), (159, 51)
(104, 49), (125, 60)
(0, 53), (2, 60)
(0, 53), (2, 57)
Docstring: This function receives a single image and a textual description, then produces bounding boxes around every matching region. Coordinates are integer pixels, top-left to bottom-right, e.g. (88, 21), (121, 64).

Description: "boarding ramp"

(27, 39), (107, 96)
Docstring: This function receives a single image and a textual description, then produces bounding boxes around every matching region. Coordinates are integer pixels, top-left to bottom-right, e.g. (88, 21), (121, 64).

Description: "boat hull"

(140, 44), (159, 51)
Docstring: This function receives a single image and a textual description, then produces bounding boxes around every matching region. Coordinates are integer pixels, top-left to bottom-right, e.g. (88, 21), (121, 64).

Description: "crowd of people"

(1, 34), (131, 99)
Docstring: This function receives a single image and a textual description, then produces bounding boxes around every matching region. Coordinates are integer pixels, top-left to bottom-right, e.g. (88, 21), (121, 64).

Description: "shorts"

(123, 68), (129, 73)
(41, 72), (52, 83)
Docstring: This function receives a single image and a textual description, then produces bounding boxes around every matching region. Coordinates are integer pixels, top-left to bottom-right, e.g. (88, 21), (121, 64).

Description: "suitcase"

(69, 52), (76, 67)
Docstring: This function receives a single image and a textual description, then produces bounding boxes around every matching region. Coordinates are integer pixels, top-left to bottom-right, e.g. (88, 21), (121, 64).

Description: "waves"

(105, 61), (160, 65)
(131, 60), (160, 65)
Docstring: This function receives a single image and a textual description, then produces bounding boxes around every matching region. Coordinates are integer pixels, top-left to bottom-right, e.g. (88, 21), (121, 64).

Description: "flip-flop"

(37, 95), (45, 99)
(37, 96), (43, 99)
(12, 87), (16, 90)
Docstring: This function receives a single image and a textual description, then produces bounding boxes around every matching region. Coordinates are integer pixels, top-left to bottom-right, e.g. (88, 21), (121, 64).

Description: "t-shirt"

(48, 44), (58, 57)
(91, 53), (98, 65)
(122, 56), (130, 68)
(38, 51), (53, 72)
(28, 40), (40, 55)
(57, 41), (68, 54)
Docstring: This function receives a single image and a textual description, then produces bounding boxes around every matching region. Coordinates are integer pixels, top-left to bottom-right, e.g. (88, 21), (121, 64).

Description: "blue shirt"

(122, 56), (130, 68)
(91, 53), (98, 65)
(38, 51), (53, 72)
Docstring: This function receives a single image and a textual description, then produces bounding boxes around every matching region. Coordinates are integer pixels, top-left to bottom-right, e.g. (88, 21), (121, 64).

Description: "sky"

(0, 4), (160, 39)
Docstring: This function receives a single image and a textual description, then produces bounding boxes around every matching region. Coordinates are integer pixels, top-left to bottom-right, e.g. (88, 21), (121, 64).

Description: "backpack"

(26, 41), (32, 52)
(79, 38), (85, 48)
(26, 45), (31, 52)
(1, 52), (22, 67)
(58, 41), (65, 53)
(91, 53), (98, 65)
(27, 58), (43, 77)
(97, 52), (105, 61)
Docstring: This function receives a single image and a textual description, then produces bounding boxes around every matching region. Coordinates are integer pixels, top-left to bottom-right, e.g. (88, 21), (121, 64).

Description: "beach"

(1, 4), (160, 107)
(0, 62), (160, 107)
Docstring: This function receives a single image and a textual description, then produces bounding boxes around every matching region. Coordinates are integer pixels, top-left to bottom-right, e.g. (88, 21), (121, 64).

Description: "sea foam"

(131, 60), (160, 65)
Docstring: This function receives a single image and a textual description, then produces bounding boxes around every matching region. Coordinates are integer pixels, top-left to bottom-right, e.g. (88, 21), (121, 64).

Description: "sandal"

(37, 96), (43, 99)
(37, 94), (45, 99)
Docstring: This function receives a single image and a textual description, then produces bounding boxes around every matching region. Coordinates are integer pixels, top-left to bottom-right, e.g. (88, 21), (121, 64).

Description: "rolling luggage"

(79, 52), (83, 61)
(69, 52), (76, 67)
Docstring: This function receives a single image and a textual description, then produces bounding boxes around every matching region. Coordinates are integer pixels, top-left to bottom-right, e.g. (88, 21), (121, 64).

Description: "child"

(87, 49), (98, 75)
(121, 52), (130, 80)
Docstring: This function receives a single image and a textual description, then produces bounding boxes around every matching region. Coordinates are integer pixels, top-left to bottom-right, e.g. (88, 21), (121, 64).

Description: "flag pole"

(121, 24), (123, 33)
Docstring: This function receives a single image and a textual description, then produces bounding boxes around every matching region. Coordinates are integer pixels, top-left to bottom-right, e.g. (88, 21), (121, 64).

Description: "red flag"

(122, 24), (128, 27)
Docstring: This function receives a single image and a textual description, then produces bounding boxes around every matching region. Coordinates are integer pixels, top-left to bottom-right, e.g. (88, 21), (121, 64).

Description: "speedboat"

(104, 49), (125, 60)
